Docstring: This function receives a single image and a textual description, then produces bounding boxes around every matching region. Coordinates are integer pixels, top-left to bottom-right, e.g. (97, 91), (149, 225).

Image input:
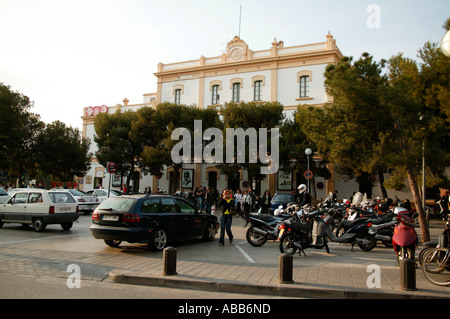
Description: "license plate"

(59, 206), (72, 212)
(278, 228), (285, 238)
(102, 215), (119, 221)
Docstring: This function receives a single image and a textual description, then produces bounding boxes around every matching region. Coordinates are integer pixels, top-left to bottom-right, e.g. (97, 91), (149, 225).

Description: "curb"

(108, 269), (446, 299)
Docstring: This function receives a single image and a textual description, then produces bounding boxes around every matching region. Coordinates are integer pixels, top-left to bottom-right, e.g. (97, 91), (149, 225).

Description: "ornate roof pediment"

(226, 36), (249, 62)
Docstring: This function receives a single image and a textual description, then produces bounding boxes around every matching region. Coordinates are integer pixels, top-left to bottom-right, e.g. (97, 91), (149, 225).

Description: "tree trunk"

(378, 172), (388, 199)
(406, 166), (430, 243)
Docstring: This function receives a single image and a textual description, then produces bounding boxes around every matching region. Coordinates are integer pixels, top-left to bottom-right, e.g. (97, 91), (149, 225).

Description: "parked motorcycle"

(368, 213), (397, 247)
(278, 209), (330, 256)
(323, 214), (377, 251)
(244, 208), (291, 247)
(392, 206), (418, 262)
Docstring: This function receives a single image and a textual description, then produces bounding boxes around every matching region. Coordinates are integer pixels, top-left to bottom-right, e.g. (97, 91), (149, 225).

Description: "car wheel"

(148, 228), (168, 251)
(32, 218), (46, 232)
(104, 240), (122, 248)
(61, 222), (73, 231)
(202, 222), (216, 241)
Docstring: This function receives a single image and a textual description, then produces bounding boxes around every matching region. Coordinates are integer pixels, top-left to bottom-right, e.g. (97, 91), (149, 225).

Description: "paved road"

(0, 213), (449, 299)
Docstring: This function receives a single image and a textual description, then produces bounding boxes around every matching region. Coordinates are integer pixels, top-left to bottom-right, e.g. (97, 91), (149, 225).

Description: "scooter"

(278, 209), (330, 256)
(392, 206), (418, 262)
(324, 214), (377, 251)
(244, 209), (291, 247)
(367, 214), (397, 247)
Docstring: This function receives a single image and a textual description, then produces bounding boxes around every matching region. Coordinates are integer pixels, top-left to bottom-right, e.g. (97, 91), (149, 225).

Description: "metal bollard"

(162, 246), (177, 276)
(278, 253), (293, 284)
(399, 258), (416, 291)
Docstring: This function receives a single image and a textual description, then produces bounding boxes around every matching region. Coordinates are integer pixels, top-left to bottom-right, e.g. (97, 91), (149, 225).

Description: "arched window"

(254, 80), (262, 101)
(232, 83), (241, 103)
(211, 85), (219, 105)
(174, 89), (181, 105)
(299, 76), (309, 98)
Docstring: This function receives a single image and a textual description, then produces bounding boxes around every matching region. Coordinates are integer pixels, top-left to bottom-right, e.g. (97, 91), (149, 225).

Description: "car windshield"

(0, 187), (7, 196)
(68, 189), (86, 196)
(272, 194), (294, 203)
(97, 197), (135, 212)
(48, 192), (76, 203)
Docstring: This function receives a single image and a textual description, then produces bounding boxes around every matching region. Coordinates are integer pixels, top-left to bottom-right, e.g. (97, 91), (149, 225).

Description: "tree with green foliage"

(298, 53), (390, 198)
(138, 103), (220, 192)
(382, 45), (449, 243)
(297, 35), (450, 243)
(35, 121), (92, 182)
(0, 83), (45, 184)
(219, 101), (284, 187)
(94, 110), (141, 188)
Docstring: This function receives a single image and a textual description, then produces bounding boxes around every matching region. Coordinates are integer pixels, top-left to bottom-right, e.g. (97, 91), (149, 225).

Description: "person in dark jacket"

(297, 184), (311, 207)
(218, 189), (234, 246)
(261, 190), (272, 214)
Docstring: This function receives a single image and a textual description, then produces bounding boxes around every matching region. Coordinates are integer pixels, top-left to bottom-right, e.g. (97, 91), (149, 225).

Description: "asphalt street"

(0, 213), (449, 299)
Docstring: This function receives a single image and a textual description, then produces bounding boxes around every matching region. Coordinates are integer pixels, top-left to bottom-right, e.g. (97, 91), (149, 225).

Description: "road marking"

(0, 232), (90, 245)
(236, 241), (255, 263)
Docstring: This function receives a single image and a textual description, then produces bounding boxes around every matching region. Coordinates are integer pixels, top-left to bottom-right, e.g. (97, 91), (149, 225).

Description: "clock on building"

(230, 47), (243, 61)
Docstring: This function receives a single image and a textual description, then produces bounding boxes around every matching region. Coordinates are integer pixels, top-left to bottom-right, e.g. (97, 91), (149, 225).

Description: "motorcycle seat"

(370, 217), (392, 225)
(252, 214), (277, 222)
(341, 217), (368, 228)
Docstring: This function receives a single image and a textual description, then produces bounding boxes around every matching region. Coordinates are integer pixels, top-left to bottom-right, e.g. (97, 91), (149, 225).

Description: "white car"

(51, 188), (99, 214)
(0, 189), (79, 232)
(85, 189), (121, 203)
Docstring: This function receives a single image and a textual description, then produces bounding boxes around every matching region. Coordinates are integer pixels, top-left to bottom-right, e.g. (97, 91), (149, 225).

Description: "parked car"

(269, 193), (298, 214)
(0, 189), (79, 232)
(51, 188), (99, 214)
(0, 187), (9, 204)
(85, 189), (121, 203)
(90, 194), (219, 251)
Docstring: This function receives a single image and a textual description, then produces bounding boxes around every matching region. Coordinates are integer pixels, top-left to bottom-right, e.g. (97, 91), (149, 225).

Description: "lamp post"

(441, 29), (450, 57)
(305, 148), (312, 192)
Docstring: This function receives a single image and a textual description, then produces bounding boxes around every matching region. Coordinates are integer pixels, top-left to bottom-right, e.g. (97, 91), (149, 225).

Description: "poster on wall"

(278, 171), (293, 191)
(181, 169), (194, 189)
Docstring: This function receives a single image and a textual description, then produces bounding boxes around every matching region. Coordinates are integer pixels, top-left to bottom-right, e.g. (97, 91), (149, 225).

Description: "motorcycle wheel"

(246, 227), (268, 247)
(279, 234), (297, 255)
(382, 239), (393, 248)
(358, 234), (377, 251)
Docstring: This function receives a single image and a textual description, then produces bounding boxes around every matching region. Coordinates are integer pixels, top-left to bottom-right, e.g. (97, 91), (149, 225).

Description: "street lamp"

(441, 29), (450, 57)
(305, 148), (312, 192)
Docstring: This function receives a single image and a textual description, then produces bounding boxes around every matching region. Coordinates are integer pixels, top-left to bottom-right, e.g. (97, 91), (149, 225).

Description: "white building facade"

(81, 34), (411, 200)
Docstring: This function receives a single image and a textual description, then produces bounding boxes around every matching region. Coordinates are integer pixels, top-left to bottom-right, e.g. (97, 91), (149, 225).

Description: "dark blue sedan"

(269, 193), (298, 214)
(90, 195), (219, 251)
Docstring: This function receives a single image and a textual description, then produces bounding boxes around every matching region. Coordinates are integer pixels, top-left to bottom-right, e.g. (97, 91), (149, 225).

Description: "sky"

(1, 0), (449, 131)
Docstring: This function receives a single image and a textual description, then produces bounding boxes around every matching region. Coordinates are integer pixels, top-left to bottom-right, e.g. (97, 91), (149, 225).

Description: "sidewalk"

(108, 218), (450, 299)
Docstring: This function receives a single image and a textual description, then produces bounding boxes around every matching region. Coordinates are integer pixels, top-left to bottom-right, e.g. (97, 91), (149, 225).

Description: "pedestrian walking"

(261, 189), (271, 214)
(242, 190), (252, 218)
(218, 189), (234, 246)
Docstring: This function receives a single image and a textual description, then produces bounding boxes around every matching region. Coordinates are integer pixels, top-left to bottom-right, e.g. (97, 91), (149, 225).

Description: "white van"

(0, 189), (79, 232)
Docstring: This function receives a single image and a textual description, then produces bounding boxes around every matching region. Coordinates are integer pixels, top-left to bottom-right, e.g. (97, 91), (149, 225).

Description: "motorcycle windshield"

(393, 225), (417, 246)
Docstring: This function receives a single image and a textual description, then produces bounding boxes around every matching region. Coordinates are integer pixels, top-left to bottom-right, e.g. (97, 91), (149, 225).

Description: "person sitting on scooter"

(297, 184), (311, 207)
